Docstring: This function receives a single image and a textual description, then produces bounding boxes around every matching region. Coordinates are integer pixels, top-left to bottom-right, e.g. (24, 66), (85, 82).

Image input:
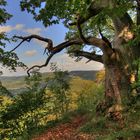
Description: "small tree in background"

(47, 63), (71, 117)
(0, 81), (13, 97)
(25, 69), (43, 91)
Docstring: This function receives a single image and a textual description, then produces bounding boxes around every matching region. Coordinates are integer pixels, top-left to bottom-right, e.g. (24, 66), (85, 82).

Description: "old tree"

(14, 0), (140, 114)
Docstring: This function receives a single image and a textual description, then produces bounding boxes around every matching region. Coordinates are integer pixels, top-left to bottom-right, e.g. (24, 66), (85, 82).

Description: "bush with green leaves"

(0, 71), (47, 139)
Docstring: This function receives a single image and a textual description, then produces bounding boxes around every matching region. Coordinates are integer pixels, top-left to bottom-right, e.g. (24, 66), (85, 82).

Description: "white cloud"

(0, 24), (24, 33)
(27, 54), (104, 74)
(34, 39), (46, 48)
(24, 50), (37, 57)
(25, 28), (42, 35)
(0, 24), (42, 36)
(52, 54), (104, 71)
(0, 25), (13, 33)
(14, 24), (24, 30)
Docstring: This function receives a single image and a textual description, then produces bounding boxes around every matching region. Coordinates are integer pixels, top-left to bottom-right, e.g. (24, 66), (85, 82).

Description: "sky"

(0, 0), (103, 76)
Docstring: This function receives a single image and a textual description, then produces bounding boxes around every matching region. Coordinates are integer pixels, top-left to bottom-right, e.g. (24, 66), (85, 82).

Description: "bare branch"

(10, 40), (26, 53)
(26, 36), (106, 76)
(27, 53), (54, 76)
(10, 35), (53, 53)
(13, 34), (107, 76)
(27, 38), (84, 76)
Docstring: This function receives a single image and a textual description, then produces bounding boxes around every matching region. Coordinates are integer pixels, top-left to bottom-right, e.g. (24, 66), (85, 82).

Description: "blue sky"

(0, 0), (103, 76)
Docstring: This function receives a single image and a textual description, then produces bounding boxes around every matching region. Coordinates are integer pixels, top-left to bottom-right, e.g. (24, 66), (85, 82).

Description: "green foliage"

(19, 0), (133, 60)
(1, 0), (140, 138)
(0, 0), (26, 74)
(20, 0), (92, 26)
(0, 69), (71, 139)
(77, 83), (106, 134)
(20, 0), (134, 27)
(1, 72), (140, 139)
(79, 98), (140, 139)
(0, 49), (26, 71)
(0, 0), (12, 25)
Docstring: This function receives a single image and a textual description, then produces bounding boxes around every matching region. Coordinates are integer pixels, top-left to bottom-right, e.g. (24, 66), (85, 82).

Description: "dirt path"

(32, 115), (95, 140)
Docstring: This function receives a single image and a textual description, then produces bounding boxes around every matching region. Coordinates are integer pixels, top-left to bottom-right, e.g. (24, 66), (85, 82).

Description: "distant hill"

(0, 70), (98, 90)
(0, 75), (26, 89)
(69, 70), (98, 81)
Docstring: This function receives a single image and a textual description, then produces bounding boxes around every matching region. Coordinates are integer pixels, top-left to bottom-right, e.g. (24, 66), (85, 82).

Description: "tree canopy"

(12, 0), (138, 76)
(0, 0), (26, 74)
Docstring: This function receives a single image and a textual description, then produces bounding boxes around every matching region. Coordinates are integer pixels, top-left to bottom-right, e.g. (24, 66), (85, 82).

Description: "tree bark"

(101, 35), (139, 118)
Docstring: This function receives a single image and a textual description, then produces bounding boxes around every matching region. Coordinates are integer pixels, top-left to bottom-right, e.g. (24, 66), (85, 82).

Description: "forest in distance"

(1, 0), (140, 140)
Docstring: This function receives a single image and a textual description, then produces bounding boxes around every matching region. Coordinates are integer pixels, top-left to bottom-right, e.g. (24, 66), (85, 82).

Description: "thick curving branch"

(27, 47), (103, 76)
(76, 15), (89, 44)
(70, 50), (103, 63)
(99, 28), (112, 48)
(69, 0), (104, 26)
(70, 20), (113, 54)
(112, 13), (133, 34)
(26, 38), (103, 76)
(69, 2), (115, 55)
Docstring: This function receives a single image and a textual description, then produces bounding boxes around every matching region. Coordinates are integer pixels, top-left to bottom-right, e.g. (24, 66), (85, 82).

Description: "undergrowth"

(79, 94), (140, 140)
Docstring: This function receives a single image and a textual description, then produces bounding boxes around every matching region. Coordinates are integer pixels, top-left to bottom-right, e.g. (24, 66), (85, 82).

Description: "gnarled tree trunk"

(90, 1), (140, 117)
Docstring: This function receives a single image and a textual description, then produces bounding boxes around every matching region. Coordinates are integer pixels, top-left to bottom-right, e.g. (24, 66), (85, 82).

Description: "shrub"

(77, 83), (104, 113)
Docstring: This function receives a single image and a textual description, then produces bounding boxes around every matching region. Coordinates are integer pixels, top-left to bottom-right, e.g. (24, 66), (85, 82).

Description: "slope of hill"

(69, 70), (98, 81)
